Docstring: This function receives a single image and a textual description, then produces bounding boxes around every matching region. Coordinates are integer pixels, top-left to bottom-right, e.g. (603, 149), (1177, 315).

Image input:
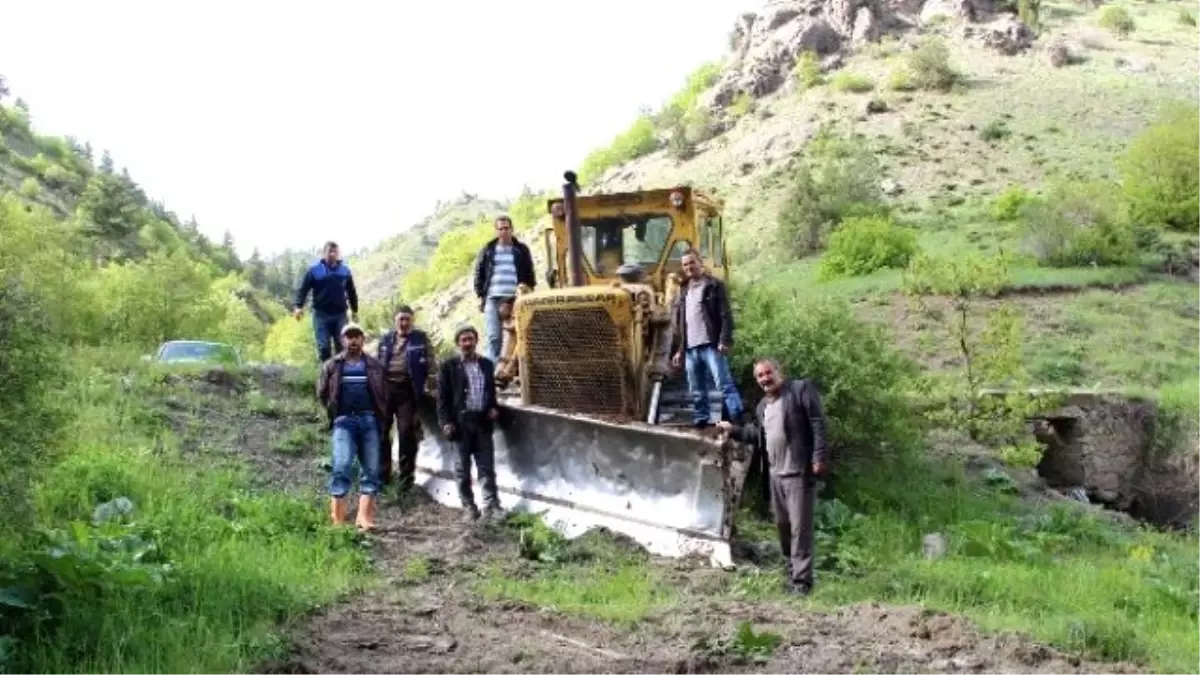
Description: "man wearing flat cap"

(436, 323), (503, 523)
(376, 304), (436, 491)
(317, 322), (388, 531)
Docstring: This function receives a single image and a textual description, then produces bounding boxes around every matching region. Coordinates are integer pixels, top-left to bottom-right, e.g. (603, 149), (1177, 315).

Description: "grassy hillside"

(1, 6), (1196, 673)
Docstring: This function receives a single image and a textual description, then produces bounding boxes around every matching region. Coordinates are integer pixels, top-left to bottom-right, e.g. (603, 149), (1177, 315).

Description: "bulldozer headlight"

(670, 190), (685, 209)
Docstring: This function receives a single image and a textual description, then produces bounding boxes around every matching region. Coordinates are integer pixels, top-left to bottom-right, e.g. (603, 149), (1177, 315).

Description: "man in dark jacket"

(670, 249), (745, 427)
(472, 216), (536, 362)
(436, 323), (503, 523)
(375, 304), (436, 490)
(294, 241), (360, 363)
(317, 323), (388, 531)
(718, 357), (828, 595)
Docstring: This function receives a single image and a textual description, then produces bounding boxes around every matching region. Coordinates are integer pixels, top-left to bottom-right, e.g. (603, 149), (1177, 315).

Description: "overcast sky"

(0, 1), (756, 258)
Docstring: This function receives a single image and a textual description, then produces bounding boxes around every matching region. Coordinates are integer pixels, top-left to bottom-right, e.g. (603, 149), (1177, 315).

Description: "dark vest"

(378, 328), (431, 396)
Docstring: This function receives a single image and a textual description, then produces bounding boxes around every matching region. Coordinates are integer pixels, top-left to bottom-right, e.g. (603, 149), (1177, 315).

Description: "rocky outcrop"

(1029, 391), (1198, 529)
(709, 0), (1026, 111)
(979, 15), (1036, 54)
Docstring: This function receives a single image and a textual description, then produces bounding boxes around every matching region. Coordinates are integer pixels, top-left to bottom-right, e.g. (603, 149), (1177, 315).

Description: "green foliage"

(792, 51), (824, 90)
(0, 280), (68, 540)
(886, 69), (918, 92)
(401, 217), (496, 299)
(831, 72), (875, 93)
(692, 622), (782, 665)
(1018, 180), (1139, 268)
(991, 185), (1030, 222)
(1018, 0), (1042, 31)
(776, 129), (888, 257)
(577, 61), (721, 184)
(818, 215), (919, 280)
(1148, 377), (1200, 458)
(904, 37), (963, 92)
(729, 91), (754, 119)
(1098, 5), (1136, 35)
(731, 286), (920, 459)
(0, 361), (367, 672)
(18, 177), (39, 198)
(902, 252), (1049, 460)
(1177, 6), (1197, 25)
(1118, 103), (1200, 232)
(979, 119), (1011, 141)
(262, 315), (318, 366)
(577, 114), (659, 185)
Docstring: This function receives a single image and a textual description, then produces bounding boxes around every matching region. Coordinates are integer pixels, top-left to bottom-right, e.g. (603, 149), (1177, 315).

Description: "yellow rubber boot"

(355, 494), (377, 531)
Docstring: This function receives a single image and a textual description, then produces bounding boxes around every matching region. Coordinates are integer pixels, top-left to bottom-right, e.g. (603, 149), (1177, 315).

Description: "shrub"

(1118, 103), (1199, 232)
(832, 72), (875, 93)
(731, 287), (921, 460)
(577, 114), (659, 184)
(887, 69), (917, 92)
(1177, 6), (1197, 26)
(793, 51), (824, 90)
(979, 119), (1011, 141)
(1018, 181), (1138, 267)
(19, 177), (40, 197)
(818, 216), (919, 280)
(1098, 5), (1135, 35)
(907, 37), (962, 91)
(777, 129), (887, 257)
(992, 186), (1030, 221)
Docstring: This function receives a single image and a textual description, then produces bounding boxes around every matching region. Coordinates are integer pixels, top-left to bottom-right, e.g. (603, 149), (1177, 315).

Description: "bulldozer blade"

(409, 401), (752, 567)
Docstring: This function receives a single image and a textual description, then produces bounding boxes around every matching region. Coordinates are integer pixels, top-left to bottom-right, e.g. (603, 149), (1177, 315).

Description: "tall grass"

(3, 351), (369, 673)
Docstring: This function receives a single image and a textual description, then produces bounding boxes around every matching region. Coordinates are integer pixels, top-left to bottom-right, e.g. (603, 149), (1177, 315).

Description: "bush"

(400, 218), (495, 299)
(731, 286), (921, 460)
(577, 114), (660, 184)
(777, 129), (888, 257)
(887, 69), (917, 92)
(1118, 103), (1199, 232)
(1098, 5), (1135, 35)
(831, 72), (875, 93)
(991, 185), (1030, 222)
(793, 51), (824, 90)
(907, 37), (962, 91)
(818, 216), (919, 280)
(1018, 181), (1138, 267)
(0, 280), (68, 538)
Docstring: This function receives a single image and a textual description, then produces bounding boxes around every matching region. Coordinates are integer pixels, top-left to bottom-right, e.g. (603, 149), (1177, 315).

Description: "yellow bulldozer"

(412, 171), (752, 567)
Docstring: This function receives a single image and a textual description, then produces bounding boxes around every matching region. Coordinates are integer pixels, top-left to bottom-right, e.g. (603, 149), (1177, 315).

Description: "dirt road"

(173, 367), (1136, 674)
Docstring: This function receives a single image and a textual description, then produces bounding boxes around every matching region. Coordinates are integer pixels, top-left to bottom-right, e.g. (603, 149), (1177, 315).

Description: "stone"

(981, 16), (1035, 55)
(921, 533), (947, 559)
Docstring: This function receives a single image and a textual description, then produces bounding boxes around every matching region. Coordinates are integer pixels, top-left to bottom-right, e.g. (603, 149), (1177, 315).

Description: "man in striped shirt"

(472, 216), (536, 362)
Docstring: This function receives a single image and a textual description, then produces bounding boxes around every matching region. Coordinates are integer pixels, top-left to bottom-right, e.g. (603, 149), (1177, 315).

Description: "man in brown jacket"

(718, 357), (828, 595)
(317, 323), (389, 530)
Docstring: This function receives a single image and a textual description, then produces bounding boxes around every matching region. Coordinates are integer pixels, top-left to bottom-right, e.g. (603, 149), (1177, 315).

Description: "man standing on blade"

(473, 216), (535, 362)
(294, 241), (359, 363)
(436, 324), (503, 523)
(717, 357), (829, 596)
(318, 323), (388, 531)
(670, 249), (745, 428)
(376, 305), (435, 491)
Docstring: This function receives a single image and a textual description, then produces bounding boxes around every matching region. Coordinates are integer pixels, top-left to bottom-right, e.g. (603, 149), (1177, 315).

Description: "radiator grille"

(525, 306), (630, 417)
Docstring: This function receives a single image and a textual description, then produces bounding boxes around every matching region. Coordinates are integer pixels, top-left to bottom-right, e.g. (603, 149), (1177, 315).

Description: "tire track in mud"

(171, 368), (1138, 674)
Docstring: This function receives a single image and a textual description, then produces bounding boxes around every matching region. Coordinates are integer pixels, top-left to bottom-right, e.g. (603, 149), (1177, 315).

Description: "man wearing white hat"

(317, 323), (388, 530)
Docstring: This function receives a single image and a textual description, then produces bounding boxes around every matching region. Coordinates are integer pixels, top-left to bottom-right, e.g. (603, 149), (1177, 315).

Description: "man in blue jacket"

(293, 241), (359, 363)
(376, 304), (436, 490)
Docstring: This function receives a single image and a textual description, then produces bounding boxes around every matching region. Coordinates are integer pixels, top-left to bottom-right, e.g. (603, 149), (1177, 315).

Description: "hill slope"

(366, 0), (1198, 393)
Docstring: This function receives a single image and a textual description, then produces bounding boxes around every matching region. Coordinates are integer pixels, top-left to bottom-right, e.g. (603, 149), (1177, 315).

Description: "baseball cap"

(341, 323), (365, 337)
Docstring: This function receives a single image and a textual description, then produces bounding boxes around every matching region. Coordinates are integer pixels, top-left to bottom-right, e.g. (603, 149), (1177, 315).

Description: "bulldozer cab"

(542, 187), (729, 295)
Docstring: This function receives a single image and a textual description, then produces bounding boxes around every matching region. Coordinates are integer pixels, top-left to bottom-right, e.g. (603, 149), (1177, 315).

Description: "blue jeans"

(685, 345), (745, 425)
(329, 412), (381, 497)
(482, 297), (503, 362)
(313, 310), (347, 363)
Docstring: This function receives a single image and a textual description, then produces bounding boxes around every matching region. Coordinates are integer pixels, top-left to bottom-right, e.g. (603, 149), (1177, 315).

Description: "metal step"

(653, 371), (724, 427)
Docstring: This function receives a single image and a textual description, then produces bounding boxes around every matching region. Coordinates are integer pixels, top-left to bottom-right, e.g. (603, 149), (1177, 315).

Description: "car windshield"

(578, 213), (673, 276)
(158, 342), (238, 364)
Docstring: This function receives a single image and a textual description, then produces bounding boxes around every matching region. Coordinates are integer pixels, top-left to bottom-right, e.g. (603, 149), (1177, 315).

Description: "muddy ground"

(167, 368), (1138, 674)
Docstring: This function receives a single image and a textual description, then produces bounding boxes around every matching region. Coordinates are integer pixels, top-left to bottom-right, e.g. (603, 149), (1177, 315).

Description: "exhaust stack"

(562, 171), (585, 288)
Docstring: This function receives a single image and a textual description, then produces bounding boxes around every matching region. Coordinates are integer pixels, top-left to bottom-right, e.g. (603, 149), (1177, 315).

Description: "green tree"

(1119, 103), (1200, 232)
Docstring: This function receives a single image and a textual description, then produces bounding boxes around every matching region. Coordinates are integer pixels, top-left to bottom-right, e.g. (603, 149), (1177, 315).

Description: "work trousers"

(770, 473), (816, 589)
(329, 412), (381, 497)
(380, 380), (419, 489)
(454, 413), (500, 511)
(312, 310), (347, 363)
